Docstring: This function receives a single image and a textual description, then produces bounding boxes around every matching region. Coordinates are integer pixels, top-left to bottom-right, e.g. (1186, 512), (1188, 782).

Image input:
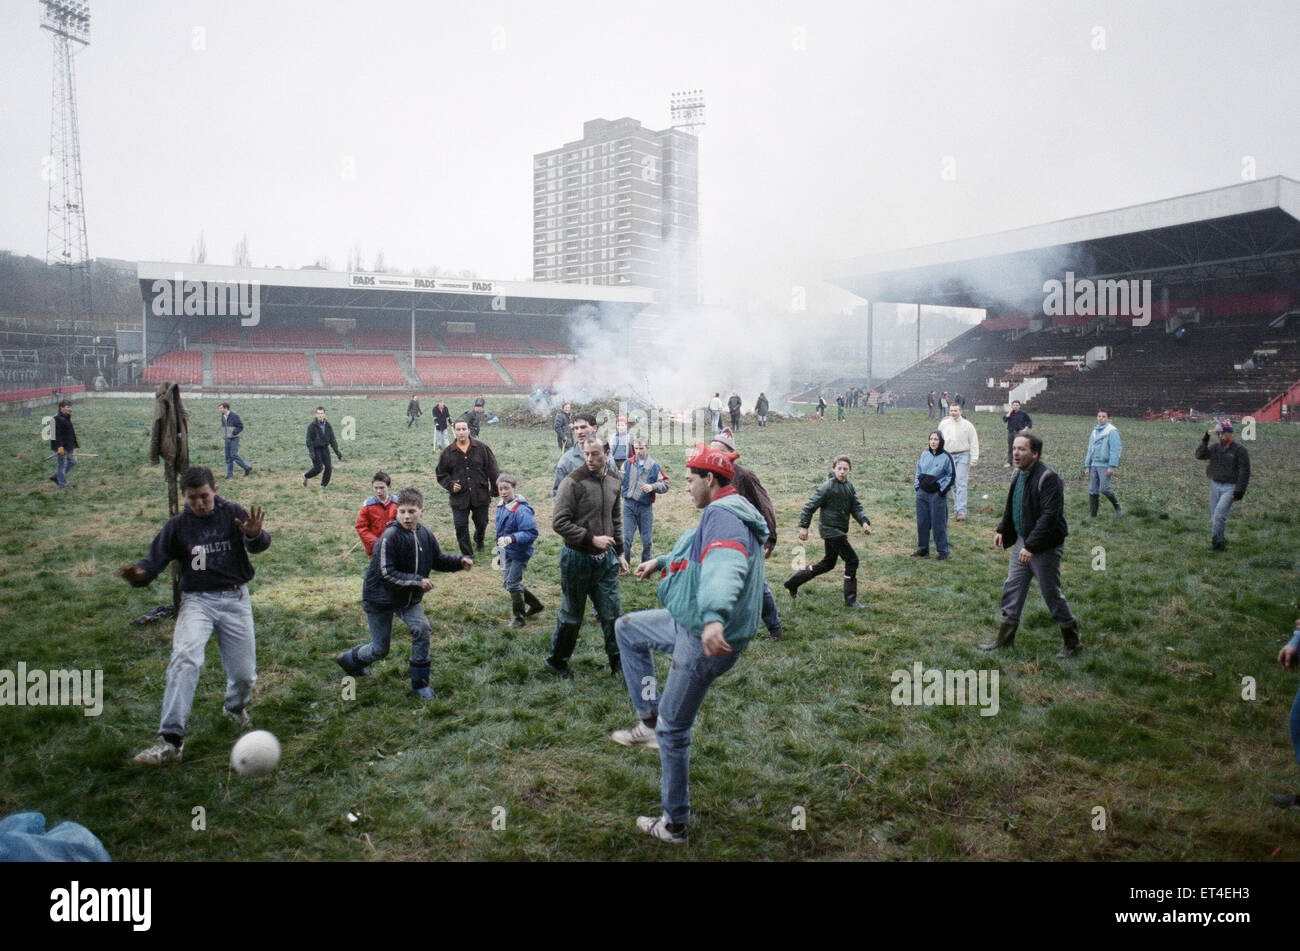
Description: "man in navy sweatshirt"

(118, 466), (270, 766)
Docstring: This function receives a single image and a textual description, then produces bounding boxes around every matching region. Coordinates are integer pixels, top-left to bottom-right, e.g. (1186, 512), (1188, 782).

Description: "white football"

(231, 730), (281, 775)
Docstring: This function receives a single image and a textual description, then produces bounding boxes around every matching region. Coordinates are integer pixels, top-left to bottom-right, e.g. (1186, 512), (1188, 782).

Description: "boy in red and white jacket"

(355, 471), (399, 557)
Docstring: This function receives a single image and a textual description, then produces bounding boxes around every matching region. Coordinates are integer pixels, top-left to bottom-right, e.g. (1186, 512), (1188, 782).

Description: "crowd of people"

(101, 388), (1284, 842)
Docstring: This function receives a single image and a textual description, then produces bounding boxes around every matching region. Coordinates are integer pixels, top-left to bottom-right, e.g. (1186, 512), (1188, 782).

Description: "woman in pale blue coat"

(914, 431), (955, 559)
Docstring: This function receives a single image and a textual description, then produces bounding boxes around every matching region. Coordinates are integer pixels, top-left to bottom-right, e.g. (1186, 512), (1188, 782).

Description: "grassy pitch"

(1, 396), (1297, 860)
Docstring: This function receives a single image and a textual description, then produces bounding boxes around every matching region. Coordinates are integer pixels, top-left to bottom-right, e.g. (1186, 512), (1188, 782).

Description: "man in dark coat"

(1002, 400), (1032, 467)
(50, 399), (79, 489)
(981, 432), (1080, 658)
(303, 406), (342, 488)
(435, 418), (500, 556)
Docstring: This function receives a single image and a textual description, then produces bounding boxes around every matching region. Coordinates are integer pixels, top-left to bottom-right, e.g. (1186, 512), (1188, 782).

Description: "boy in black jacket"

(50, 399), (78, 488)
(336, 487), (472, 699)
(303, 406), (342, 487)
(118, 466), (270, 765)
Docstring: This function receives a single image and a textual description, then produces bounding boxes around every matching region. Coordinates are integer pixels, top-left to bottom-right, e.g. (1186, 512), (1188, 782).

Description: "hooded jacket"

(1084, 422), (1122, 469)
(653, 488), (768, 653)
(355, 495), (399, 556)
(494, 495), (539, 562)
(362, 521), (465, 612)
(915, 433), (956, 495)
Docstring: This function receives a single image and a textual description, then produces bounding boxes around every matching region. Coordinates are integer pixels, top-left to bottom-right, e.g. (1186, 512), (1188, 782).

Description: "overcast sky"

(2, 0), (1298, 312)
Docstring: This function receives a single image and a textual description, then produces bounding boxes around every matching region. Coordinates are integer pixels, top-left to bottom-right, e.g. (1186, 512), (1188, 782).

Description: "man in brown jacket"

(548, 435), (629, 678)
(435, 419), (500, 556)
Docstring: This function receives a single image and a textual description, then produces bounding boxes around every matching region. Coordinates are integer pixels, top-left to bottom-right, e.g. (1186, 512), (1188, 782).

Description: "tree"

(232, 234), (251, 267)
(191, 230), (207, 264)
(346, 243), (364, 272)
(372, 248), (386, 273)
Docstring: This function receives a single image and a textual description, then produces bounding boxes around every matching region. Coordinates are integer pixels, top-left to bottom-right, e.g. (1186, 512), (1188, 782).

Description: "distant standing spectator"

(927, 390), (936, 420)
(939, 392), (950, 415)
(1083, 410), (1123, 518)
(553, 401), (573, 451)
(406, 394), (422, 428)
(1195, 420), (1250, 551)
(938, 404), (979, 520)
(1003, 400), (1032, 468)
(836, 393), (846, 421)
(431, 399), (452, 451)
(610, 416), (632, 473)
(728, 391), (743, 430)
(708, 393), (723, 433)
(219, 403), (252, 478)
(755, 392), (769, 427)
(303, 406), (342, 488)
(436, 419), (500, 556)
(816, 395), (827, 419)
(50, 399), (78, 489)
(954, 392), (967, 410)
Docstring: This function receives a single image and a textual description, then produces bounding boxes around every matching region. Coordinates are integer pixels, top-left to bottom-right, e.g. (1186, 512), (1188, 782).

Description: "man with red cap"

(610, 443), (769, 844)
(1195, 418), (1250, 551)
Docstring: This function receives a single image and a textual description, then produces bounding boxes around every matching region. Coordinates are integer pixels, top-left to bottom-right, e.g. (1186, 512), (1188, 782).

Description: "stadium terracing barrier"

(0, 384), (86, 404)
(1254, 379), (1300, 422)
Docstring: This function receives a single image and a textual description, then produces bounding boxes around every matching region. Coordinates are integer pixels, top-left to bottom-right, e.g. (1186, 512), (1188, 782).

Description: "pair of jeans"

(501, 556), (527, 593)
(53, 451), (76, 487)
(1210, 481), (1236, 544)
(452, 504), (489, 556)
(760, 583), (781, 634)
(614, 608), (740, 825)
(622, 498), (655, 563)
(1088, 467), (1114, 496)
(159, 587), (257, 739)
(434, 427), (449, 451)
(224, 437), (250, 477)
(710, 410), (720, 433)
(1000, 541), (1074, 625)
(1290, 682), (1300, 771)
(304, 446), (332, 486)
(915, 489), (949, 556)
(950, 450), (971, 515)
(356, 603), (433, 666)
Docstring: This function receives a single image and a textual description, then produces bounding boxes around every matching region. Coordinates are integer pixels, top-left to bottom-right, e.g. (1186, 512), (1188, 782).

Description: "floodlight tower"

(41, 0), (92, 324)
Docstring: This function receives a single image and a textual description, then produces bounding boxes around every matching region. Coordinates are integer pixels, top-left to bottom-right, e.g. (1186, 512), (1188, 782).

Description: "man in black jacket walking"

(1002, 400), (1032, 467)
(303, 406), (342, 487)
(435, 418), (500, 556)
(981, 432), (1081, 658)
(50, 399), (78, 488)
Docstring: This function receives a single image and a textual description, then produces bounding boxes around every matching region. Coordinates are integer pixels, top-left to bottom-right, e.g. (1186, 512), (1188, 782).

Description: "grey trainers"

(223, 707), (252, 730)
(636, 814), (686, 844)
(133, 737), (183, 766)
(611, 720), (659, 750)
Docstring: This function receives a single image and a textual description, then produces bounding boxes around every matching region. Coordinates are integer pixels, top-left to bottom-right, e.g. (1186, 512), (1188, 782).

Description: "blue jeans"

(159, 587), (257, 739)
(623, 499), (655, 563)
(615, 608), (740, 825)
(224, 437), (250, 477)
(1290, 683), (1300, 771)
(950, 451), (971, 515)
(760, 583), (781, 634)
(710, 410), (720, 433)
(1210, 481), (1236, 544)
(357, 603), (433, 666)
(915, 489), (949, 555)
(434, 428), (449, 451)
(53, 451), (76, 487)
(501, 556), (527, 593)
(1088, 467), (1114, 496)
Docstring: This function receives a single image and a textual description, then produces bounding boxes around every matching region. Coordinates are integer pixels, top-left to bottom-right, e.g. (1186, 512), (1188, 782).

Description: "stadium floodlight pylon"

(41, 0), (93, 330)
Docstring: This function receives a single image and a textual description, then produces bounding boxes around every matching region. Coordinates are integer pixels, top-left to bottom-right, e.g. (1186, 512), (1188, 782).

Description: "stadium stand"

(525, 336), (565, 354)
(143, 349), (202, 385)
(495, 357), (571, 388)
(0, 384), (86, 404)
(350, 329), (443, 351)
(197, 326), (240, 345)
(247, 327), (344, 349)
(442, 333), (531, 353)
(212, 351), (312, 385)
(413, 356), (507, 388)
(316, 352), (408, 387)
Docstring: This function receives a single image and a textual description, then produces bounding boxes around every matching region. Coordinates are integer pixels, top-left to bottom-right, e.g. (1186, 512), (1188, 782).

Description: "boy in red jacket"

(355, 472), (399, 557)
